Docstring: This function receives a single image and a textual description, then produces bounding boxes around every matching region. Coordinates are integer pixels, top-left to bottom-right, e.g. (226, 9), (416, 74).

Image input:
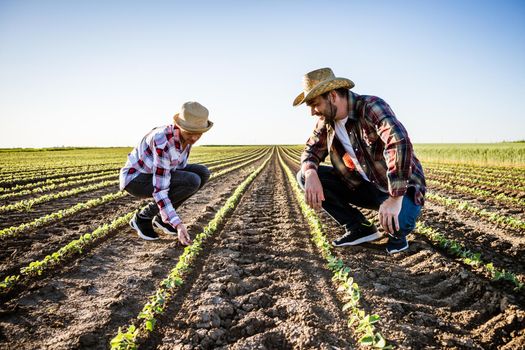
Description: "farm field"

(0, 145), (524, 349)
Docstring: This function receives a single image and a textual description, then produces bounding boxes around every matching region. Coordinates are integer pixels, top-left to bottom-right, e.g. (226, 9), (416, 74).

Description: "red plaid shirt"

(301, 91), (426, 205)
(120, 125), (190, 226)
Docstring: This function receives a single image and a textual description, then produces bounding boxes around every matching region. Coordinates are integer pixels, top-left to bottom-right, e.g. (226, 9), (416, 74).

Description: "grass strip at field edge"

(277, 148), (390, 349)
(109, 151), (273, 350)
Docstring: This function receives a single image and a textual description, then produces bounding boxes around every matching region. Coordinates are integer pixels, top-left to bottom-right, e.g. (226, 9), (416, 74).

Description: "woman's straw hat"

(173, 101), (213, 133)
(293, 67), (354, 106)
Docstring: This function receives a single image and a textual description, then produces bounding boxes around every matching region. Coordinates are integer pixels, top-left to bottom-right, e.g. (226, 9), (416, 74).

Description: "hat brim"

(174, 113), (214, 133)
(293, 77), (354, 106)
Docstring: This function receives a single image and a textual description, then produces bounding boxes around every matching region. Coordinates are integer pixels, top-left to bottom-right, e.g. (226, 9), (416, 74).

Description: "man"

(119, 101), (213, 244)
(294, 68), (425, 254)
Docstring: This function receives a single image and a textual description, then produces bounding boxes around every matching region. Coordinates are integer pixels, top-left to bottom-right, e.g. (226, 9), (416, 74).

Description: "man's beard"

(323, 99), (338, 122)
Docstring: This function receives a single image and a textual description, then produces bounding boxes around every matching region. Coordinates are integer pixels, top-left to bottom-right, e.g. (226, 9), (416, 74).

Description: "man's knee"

(398, 196), (422, 234)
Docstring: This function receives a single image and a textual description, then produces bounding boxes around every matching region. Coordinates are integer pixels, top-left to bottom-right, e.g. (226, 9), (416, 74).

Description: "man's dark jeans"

(297, 166), (421, 238)
(124, 164), (210, 220)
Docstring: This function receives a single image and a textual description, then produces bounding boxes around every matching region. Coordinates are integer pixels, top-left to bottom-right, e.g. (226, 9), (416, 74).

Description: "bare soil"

(282, 152), (525, 350)
(0, 149), (523, 349)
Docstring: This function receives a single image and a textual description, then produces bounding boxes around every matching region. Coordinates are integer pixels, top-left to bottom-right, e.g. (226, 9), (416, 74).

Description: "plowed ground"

(0, 148), (524, 349)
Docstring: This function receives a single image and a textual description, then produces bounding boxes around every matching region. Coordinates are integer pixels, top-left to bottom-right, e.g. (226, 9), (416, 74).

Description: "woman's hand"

(176, 223), (192, 245)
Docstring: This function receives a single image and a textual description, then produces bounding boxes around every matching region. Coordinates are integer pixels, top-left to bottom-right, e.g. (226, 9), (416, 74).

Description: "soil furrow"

(0, 185), (121, 230)
(150, 154), (352, 349)
(0, 159), (264, 349)
(282, 154), (525, 349)
(428, 185), (525, 220)
(421, 202), (525, 272)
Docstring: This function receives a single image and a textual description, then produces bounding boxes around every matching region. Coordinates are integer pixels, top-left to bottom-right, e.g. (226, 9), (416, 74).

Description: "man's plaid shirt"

(301, 91), (426, 205)
(120, 125), (190, 227)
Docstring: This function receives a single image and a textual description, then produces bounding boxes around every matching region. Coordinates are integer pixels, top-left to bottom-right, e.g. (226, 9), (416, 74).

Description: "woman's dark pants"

(124, 164), (210, 219)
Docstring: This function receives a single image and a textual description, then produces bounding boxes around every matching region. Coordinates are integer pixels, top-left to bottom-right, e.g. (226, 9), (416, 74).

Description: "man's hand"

(304, 169), (325, 210)
(175, 223), (192, 245)
(378, 196), (403, 235)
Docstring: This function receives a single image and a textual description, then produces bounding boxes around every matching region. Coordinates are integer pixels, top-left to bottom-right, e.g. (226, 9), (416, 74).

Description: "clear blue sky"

(1, 0), (524, 147)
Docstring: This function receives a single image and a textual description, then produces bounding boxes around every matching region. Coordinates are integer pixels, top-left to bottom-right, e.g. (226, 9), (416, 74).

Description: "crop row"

(0, 160), (122, 177)
(204, 148), (265, 172)
(0, 147), (261, 190)
(426, 179), (525, 208)
(0, 148), (270, 214)
(0, 150), (271, 293)
(280, 147), (525, 231)
(0, 160), (123, 179)
(279, 147), (524, 292)
(423, 160), (525, 176)
(415, 223), (524, 291)
(0, 149), (271, 241)
(0, 179), (120, 213)
(0, 191), (129, 240)
(426, 192), (525, 231)
(0, 171), (119, 201)
(0, 168), (117, 195)
(424, 169), (525, 195)
(0, 146), (256, 174)
(0, 163), (121, 188)
(424, 165), (525, 188)
(0, 146), (258, 185)
(0, 153), (126, 173)
(412, 143), (525, 167)
(198, 147), (262, 168)
(277, 148), (388, 348)
(282, 146), (525, 188)
(110, 152), (273, 349)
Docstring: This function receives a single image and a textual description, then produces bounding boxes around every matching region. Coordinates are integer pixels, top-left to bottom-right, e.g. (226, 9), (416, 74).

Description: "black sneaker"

(386, 234), (409, 254)
(152, 215), (178, 235)
(130, 213), (159, 241)
(333, 222), (381, 247)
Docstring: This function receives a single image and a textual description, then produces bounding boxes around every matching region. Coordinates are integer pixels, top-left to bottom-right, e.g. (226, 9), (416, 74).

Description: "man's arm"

(368, 99), (414, 234)
(301, 119), (329, 210)
(300, 119), (329, 174)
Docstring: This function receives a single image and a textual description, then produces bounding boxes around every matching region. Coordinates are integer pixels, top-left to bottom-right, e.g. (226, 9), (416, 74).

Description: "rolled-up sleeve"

(151, 138), (182, 227)
(301, 119), (329, 173)
(370, 99), (413, 197)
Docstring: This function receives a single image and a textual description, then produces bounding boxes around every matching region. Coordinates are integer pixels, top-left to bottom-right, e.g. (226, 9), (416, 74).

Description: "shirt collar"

(335, 116), (349, 126)
(347, 91), (358, 121)
(170, 124), (184, 151)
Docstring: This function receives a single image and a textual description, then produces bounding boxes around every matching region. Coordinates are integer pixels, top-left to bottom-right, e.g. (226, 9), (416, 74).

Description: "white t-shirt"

(334, 117), (370, 181)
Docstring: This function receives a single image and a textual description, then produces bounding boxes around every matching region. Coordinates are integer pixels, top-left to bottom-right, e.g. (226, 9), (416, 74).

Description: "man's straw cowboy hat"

(293, 67), (355, 106)
(173, 101), (213, 133)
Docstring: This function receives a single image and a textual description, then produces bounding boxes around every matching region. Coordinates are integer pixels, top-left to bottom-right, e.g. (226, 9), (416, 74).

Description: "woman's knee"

(186, 172), (202, 192)
(187, 164), (210, 186)
(199, 165), (211, 186)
